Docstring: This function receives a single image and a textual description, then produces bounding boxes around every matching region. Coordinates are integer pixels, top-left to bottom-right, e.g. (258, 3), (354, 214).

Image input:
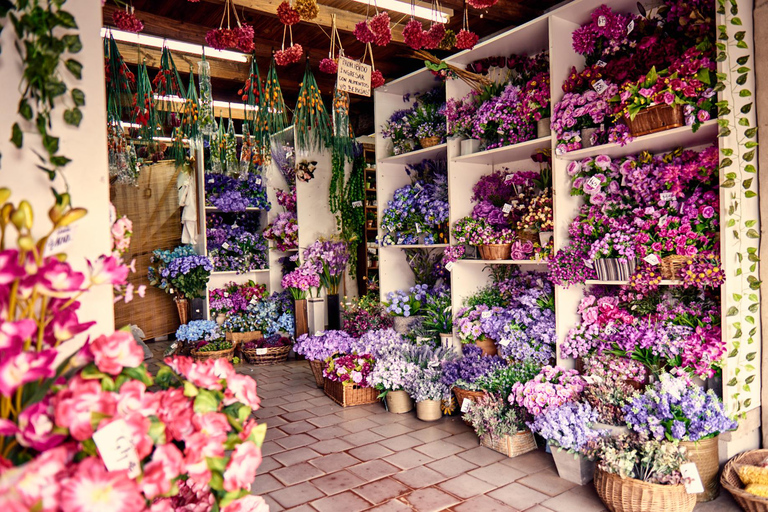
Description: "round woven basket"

(416, 399), (442, 421)
(517, 229), (539, 245)
(242, 345), (291, 365)
(308, 360), (325, 388)
(594, 468), (696, 512)
(453, 387), (485, 426)
(385, 390), (413, 414)
(191, 345), (235, 361)
(478, 243), (512, 261)
(721, 449), (768, 512)
(474, 336), (497, 356)
(680, 435), (720, 502)
(661, 255), (689, 280)
(419, 136), (441, 148)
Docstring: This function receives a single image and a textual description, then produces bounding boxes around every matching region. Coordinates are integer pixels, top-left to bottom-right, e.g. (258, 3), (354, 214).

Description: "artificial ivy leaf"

(727, 377), (737, 386)
(743, 178), (753, 189)
(42, 134), (59, 155)
(741, 103), (753, 114)
(745, 220), (756, 227)
(745, 398), (753, 408)
(744, 149), (755, 161)
(748, 302), (759, 312)
(745, 190), (757, 198)
(737, 55), (750, 65)
(721, 179), (735, 188)
(746, 375), (755, 384)
(740, 89), (752, 97)
(745, 141), (758, 148)
(727, 306), (739, 316)
(731, 16), (743, 25)
(56, 10), (78, 28)
(721, 148), (733, 156)
(725, 172), (736, 179)
(734, 30), (745, 40)
(18, 99), (32, 120)
(11, 122), (22, 148)
(62, 34), (82, 53)
(65, 59), (82, 79)
(739, 117), (751, 127)
(728, 349), (738, 357)
(736, 73), (748, 85)
(63, 108), (82, 127)
(737, 40), (748, 49)
(720, 158), (733, 169)
(49, 156), (71, 167)
(71, 88), (85, 106)
(747, 352), (757, 361)
(713, 81), (726, 92)
(716, 52), (727, 62)
(737, 66), (751, 73)
(746, 164), (756, 173)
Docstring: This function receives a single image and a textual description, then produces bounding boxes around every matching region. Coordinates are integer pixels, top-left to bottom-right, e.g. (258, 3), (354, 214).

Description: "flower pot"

(580, 128), (598, 149)
(215, 313), (226, 325)
(440, 333), (462, 357)
(416, 399), (442, 421)
(307, 297), (326, 334)
(419, 136), (441, 148)
(174, 296), (189, 325)
(551, 448), (595, 485)
(594, 468), (696, 512)
(517, 229), (539, 245)
(537, 117), (551, 138)
(594, 258), (637, 281)
(539, 231), (553, 246)
(326, 294), (341, 330)
(478, 243), (512, 261)
(392, 315), (423, 335)
(680, 435), (720, 502)
(385, 390), (413, 414)
(624, 103), (684, 138)
(480, 431), (537, 458)
(474, 336), (497, 356)
(294, 299), (308, 339)
(460, 138), (481, 155)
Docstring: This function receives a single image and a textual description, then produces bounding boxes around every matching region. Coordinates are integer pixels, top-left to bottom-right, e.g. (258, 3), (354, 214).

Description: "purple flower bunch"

(623, 373), (737, 441)
(276, 186), (297, 213)
(281, 265), (321, 300)
(571, 4), (634, 58)
(303, 239), (350, 294)
(452, 217), (514, 246)
(351, 328), (406, 360)
(445, 92), (479, 138)
(294, 330), (355, 361)
(472, 83), (535, 149)
(263, 211), (298, 252)
(384, 284), (432, 317)
(510, 366), (586, 417)
(205, 173), (270, 211)
(529, 402), (604, 454)
(206, 213), (268, 273)
(441, 344), (506, 390)
(552, 86), (618, 155)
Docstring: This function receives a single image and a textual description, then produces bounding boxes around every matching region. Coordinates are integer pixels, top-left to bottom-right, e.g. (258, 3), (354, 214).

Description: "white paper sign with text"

(337, 57), (372, 97)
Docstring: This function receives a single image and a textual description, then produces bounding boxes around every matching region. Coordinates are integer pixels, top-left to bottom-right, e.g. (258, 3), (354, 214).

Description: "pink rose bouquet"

(324, 353), (375, 387)
(281, 265), (321, 300)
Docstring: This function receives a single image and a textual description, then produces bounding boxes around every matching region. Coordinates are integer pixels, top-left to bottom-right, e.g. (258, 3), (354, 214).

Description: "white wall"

(0, 1), (114, 339)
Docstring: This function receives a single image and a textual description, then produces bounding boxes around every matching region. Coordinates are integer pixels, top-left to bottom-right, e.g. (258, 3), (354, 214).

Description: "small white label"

(597, 15), (607, 26)
(643, 254), (661, 266)
(92, 419), (141, 478)
(596, 60), (607, 67)
(254, 177), (262, 185)
(592, 79), (608, 94)
(504, 174), (514, 183)
(315, 331), (325, 336)
(352, 201), (363, 208)
(556, 147), (564, 155)
(255, 348), (268, 355)
(660, 192), (675, 201)
(45, 226), (75, 257)
(415, 182), (423, 190)
(583, 259), (594, 269)
(461, 398), (472, 413)
(481, 311), (493, 319)
(604, 323), (616, 335)
(222, 242), (231, 250)
(415, 224), (422, 234)
(208, 178), (215, 183)
(680, 463), (705, 494)
(223, 292), (229, 297)
(499, 337), (511, 347)
(416, 336), (431, 343)
(445, 261), (455, 272)
(502, 203), (512, 214)
(231, 223), (238, 229)
(659, 215), (668, 225)
(586, 177), (602, 189)
(627, 20), (635, 34)
(250, 297), (259, 305)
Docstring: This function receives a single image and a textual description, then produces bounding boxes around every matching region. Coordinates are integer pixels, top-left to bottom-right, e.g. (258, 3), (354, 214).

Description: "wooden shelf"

(453, 136), (552, 166)
(205, 206), (262, 212)
(380, 243), (450, 249)
(459, 259), (549, 266)
(212, 269), (270, 275)
(365, 188), (377, 192)
(585, 279), (682, 286)
(380, 143), (447, 166)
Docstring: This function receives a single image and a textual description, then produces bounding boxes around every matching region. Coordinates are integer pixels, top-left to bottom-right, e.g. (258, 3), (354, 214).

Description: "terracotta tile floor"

(147, 346), (741, 512)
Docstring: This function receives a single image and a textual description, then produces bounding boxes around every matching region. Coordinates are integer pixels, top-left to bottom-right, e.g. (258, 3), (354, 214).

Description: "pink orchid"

(0, 319), (36, 351)
(223, 441), (262, 492)
(0, 250), (24, 285)
(60, 457), (146, 512)
(223, 373), (260, 410)
(87, 255), (129, 286)
(32, 259), (85, 298)
(221, 495), (270, 512)
(51, 309), (95, 345)
(89, 331), (144, 375)
(140, 443), (184, 499)
(0, 349), (57, 396)
(53, 376), (117, 441)
(0, 444), (73, 512)
(16, 398), (66, 451)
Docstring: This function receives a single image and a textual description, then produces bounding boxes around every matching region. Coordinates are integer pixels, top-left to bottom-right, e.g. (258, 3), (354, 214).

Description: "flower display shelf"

(323, 378), (379, 407)
(480, 431), (537, 458)
(721, 449), (768, 512)
(453, 136), (552, 166)
(585, 280), (682, 286)
(191, 346), (235, 361)
(557, 120), (717, 161)
(242, 344), (292, 365)
(204, 206), (262, 212)
(594, 468), (696, 512)
(380, 142), (447, 166)
(460, 259), (548, 266)
(380, 243), (450, 249)
(212, 269), (270, 275)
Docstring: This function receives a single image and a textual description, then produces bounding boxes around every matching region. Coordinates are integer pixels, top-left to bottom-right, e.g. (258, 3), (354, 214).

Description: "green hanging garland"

(260, 57), (289, 138)
(332, 87), (355, 161)
(295, 61), (332, 152)
(133, 62), (158, 145)
(181, 69), (200, 143)
(342, 147), (366, 278)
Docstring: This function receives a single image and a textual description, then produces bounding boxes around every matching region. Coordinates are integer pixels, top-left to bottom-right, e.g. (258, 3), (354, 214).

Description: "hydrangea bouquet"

(148, 245), (213, 299)
(510, 365), (586, 417)
(175, 320), (225, 344)
(294, 330), (355, 361)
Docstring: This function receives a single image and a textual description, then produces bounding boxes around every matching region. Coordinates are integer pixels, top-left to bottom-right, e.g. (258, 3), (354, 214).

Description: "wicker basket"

(474, 336), (497, 356)
(478, 243), (512, 260)
(480, 430), (537, 458)
(308, 360), (325, 388)
(624, 103), (684, 137)
(594, 468), (696, 512)
(661, 255), (689, 280)
(191, 345), (235, 361)
(517, 229), (539, 245)
(419, 136), (441, 148)
(323, 378), (379, 407)
(680, 435), (720, 502)
(721, 449), (768, 512)
(453, 386), (485, 424)
(242, 345), (291, 365)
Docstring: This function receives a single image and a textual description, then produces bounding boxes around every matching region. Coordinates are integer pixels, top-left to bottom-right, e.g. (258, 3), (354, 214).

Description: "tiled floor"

(147, 346), (741, 512)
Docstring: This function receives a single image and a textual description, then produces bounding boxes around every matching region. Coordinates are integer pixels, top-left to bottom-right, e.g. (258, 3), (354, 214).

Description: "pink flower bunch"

(422, 22), (445, 50)
(110, 212), (133, 256)
(510, 365), (586, 417)
(403, 19), (424, 50)
(109, 207), (146, 303)
(354, 20), (376, 43)
(281, 265), (320, 300)
(319, 58), (338, 74)
(509, 240), (534, 260)
(455, 29), (479, 50)
(277, 1), (300, 25)
(369, 12), (392, 46)
(452, 217), (514, 246)
(113, 9), (144, 33)
(324, 353), (375, 387)
(205, 28), (236, 51)
(677, 325), (725, 378)
(274, 44), (304, 66)
(371, 69), (385, 89)
(467, 0), (498, 8)
(264, 211), (299, 252)
(276, 186), (297, 212)
(576, 294), (635, 327)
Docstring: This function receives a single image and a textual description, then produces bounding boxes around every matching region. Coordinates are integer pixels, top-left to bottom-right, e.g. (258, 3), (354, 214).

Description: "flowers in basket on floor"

(294, 330), (355, 361)
(196, 340), (234, 353)
(176, 320), (224, 344)
(529, 402), (605, 454)
(464, 393), (527, 440)
(442, 345), (506, 391)
(342, 295), (393, 338)
(324, 353), (375, 387)
(223, 292), (295, 336)
(243, 334), (292, 350)
(205, 173), (271, 211)
(148, 245), (213, 299)
(510, 365), (586, 417)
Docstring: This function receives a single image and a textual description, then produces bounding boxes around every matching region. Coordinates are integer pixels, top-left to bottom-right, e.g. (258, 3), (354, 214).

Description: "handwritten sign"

(45, 226), (75, 257)
(337, 57), (372, 97)
(352, 200), (363, 208)
(502, 203), (513, 214)
(461, 398), (472, 413)
(660, 192), (675, 201)
(592, 79), (609, 94)
(93, 419), (141, 478)
(644, 254), (661, 266)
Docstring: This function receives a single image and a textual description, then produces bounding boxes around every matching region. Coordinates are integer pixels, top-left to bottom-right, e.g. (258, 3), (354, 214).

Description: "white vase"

(215, 313), (226, 325)
(539, 231), (553, 246)
(440, 333), (462, 356)
(460, 138), (481, 156)
(307, 297), (326, 334)
(551, 448), (595, 485)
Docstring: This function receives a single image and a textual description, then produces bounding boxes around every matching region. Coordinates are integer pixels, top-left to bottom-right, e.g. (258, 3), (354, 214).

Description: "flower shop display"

(264, 211), (298, 251)
(370, 343), (417, 413)
(323, 353), (379, 407)
(176, 319), (224, 344)
(205, 173), (270, 210)
(207, 213), (269, 273)
(303, 239), (350, 329)
(282, 264), (320, 338)
(222, 291), (294, 342)
(381, 87), (446, 155)
(379, 159), (449, 246)
(510, 365), (586, 418)
(295, 330), (356, 387)
(242, 334), (293, 365)
(401, 344), (457, 421)
(464, 393), (537, 458)
(148, 245), (213, 324)
(342, 295), (393, 338)
(384, 283), (447, 335)
(209, 280), (268, 323)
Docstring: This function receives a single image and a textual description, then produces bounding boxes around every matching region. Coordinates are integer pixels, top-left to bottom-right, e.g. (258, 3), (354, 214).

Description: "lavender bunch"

(294, 330), (355, 361)
(529, 402), (605, 454)
(441, 345), (507, 391)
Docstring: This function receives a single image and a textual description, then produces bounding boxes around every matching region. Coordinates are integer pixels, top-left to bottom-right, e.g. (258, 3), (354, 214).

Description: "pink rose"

(141, 444), (184, 499)
(222, 495), (270, 512)
(90, 331), (144, 375)
(223, 441), (262, 492)
(223, 374), (261, 410)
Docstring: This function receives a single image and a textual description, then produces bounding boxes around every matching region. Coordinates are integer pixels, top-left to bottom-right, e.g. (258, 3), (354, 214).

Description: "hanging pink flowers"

(113, 9), (144, 33)
(370, 12), (392, 46)
(371, 69), (385, 88)
(277, 1), (301, 25)
(236, 24), (255, 52)
(274, 44), (304, 66)
(456, 28), (479, 49)
(422, 22), (446, 50)
(205, 0), (255, 52)
(403, 19), (425, 49)
(320, 57), (338, 74)
(354, 20), (376, 43)
(467, 0), (498, 8)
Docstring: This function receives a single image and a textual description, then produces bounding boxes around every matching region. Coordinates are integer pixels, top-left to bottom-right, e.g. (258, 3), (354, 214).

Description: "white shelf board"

(205, 206), (262, 212)
(380, 143), (447, 166)
(454, 136), (552, 166)
(380, 244), (450, 249)
(212, 269), (270, 275)
(585, 279), (682, 286)
(459, 259), (549, 265)
(557, 121), (718, 161)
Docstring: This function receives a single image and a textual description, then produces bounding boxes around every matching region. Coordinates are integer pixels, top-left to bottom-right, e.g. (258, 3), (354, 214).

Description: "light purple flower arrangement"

(303, 239), (350, 294)
(452, 217), (514, 247)
(530, 402), (605, 454)
(352, 328), (406, 360)
(294, 330), (355, 361)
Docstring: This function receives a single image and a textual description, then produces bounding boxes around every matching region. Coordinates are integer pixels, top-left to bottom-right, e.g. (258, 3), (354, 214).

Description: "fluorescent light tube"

(102, 28), (249, 63)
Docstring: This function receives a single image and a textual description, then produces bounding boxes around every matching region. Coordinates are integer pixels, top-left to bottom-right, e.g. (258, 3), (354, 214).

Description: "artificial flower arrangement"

(403, 344), (457, 402)
(510, 365), (586, 417)
(529, 401), (605, 454)
(294, 330), (356, 361)
(205, 173), (271, 211)
(441, 344), (507, 391)
(209, 280), (268, 317)
(263, 210), (298, 251)
(302, 239), (350, 295)
(324, 353), (376, 387)
(148, 245), (213, 300)
(381, 87), (446, 155)
(206, 213), (268, 273)
(281, 264), (321, 300)
(464, 393), (528, 441)
(383, 284), (434, 317)
(342, 295), (393, 338)
(379, 159), (449, 246)
(222, 291), (295, 336)
(175, 319), (225, 345)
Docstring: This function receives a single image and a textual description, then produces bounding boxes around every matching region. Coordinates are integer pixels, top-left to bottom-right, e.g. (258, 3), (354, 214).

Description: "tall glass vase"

(326, 294), (341, 330)
(294, 299), (308, 339)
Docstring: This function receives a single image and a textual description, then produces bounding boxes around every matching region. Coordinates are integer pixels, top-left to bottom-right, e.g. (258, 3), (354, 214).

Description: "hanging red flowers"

(354, 20), (376, 43)
(403, 19), (425, 50)
(467, 0), (498, 8)
(275, 44), (304, 66)
(371, 69), (385, 88)
(236, 25), (255, 52)
(113, 8), (144, 33)
(456, 28), (479, 49)
(205, 0), (254, 52)
(277, 1), (301, 25)
(422, 22), (446, 50)
(319, 57), (338, 74)
(370, 12), (392, 46)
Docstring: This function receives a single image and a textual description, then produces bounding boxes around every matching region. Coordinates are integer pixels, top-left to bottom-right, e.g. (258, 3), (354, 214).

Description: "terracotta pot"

(474, 336), (497, 356)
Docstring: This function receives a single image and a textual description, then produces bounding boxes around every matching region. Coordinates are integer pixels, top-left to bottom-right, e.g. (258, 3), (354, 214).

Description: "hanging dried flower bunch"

(467, 0), (497, 8)
(205, 0), (255, 52)
(403, 19), (425, 49)
(370, 12), (392, 46)
(320, 58), (338, 74)
(422, 22), (445, 49)
(295, 62), (332, 151)
(439, 28), (456, 50)
(354, 20), (376, 43)
(275, 44), (304, 66)
(277, 1), (301, 25)
(276, 1), (303, 66)
(371, 69), (385, 88)
(113, 6), (144, 33)
(151, 47), (184, 126)
(294, 0), (319, 21)
(455, 8), (479, 50)
(260, 57), (290, 134)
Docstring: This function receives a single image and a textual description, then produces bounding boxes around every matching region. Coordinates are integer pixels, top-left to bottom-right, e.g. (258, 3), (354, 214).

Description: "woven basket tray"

(480, 430), (537, 458)
(624, 103), (684, 137)
(191, 345), (235, 361)
(661, 255), (689, 280)
(323, 378), (379, 407)
(721, 449), (768, 512)
(478, 244), (512, 260)
(308, 360), (325, 388)
(594, 468), (696, 512)
(419, 136), (441, 148)
(242, 345), (291, 365)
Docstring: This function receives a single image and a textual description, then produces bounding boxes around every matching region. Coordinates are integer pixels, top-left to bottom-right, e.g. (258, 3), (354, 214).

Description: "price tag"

(223, 292), (229, 297)
(556, 147), (564, 156)
(643, 254), (661, 266)
(232, 222), (238, 229)
(644, 207), (655, 216)
(44, 226), (75, 257)
(627, 20), (635, 34)
(583, 259), (594, 269)
(315, 331), (325, 336)
(256, 348), (268, 355)
(499, 338), (511, 347)
(680, 463), (705, 494)
(586, 176), (601, 189)
(604, 323), (616, 335)
(596, 60), (607, 67)
(597, 15), (607, 26)
(92, 419), (141, 478)
(659, 215), (668, 225)
(416, 336), (431, 343)
(352, 201), (363, 208)
(481, 311), (493, 319)
(504, 174), (514, 183)
(460, 398), (472, 413)
(660, 192), (675, 201)
(415, 182), (423, 190)
(621, 174), (628, 187)
(445, 261), (455, 272)
(502, 203), (513, 214)
(222, 242), (231, 250)
(415, 224), (422, 234)
(592, 79), (609, 94)
(208, 178), (215, 183)
(250, 297), (259, 305)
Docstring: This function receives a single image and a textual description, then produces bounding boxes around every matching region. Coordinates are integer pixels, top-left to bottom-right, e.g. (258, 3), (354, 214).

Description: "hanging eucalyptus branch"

(4, 0), (84, 191)
(715, 0), (761, 414)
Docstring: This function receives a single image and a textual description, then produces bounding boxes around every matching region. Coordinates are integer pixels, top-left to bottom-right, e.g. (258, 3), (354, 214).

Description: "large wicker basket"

(323, 378), (379, 407)
(191, 345), (235, 361)
(242, 345), (291, 365)
(721, 449), (768, 512)
(624, 103), (684, 137)
(661, 255), (689, 280)
(308, 360), (325, 388)
(680, 435), (720, 502)
(453, 386), (485, 426)
(478, 243), (512, 260)
(480, 430), (537, 458)
(419, 136), (441, 148)
(594, 468), (696, 512)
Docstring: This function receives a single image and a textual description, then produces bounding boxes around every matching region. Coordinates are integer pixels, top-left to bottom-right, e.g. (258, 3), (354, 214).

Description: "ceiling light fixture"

(101, 28), (249, 63)
(351, 0), (450, 23)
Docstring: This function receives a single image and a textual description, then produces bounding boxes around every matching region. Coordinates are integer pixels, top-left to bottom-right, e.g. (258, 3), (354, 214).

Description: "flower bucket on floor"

(480, 431), (537, 458)
(474, 336), (497, 356)
(594, 468), (695, 512)
(624, 103), (684, 137)
(385, 390), (413, 414)
(242, 345), (292, 365)
(308, 359), (324, 388)
(323, 378), (378, 407)
(416, 399), (442, 421)
(680, 435), (720, 502)
(551, 448), (595, 485)
(478, 243), (512, 260)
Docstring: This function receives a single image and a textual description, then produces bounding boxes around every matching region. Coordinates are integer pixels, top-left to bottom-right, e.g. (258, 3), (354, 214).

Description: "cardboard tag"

(415, 224), (422, 234)
(461, 398), (472, 413)
(681, 463), (705, 494)
(254, 177), (262, 186)
(597, 15), (607, 26)
(643, 254), (661, 266)
(504, 174), (514, 183)
(315, 331), (325, 336)
(499, 337), (511, 347)
(627, 20), (635, 34)
(352, 200), (363, 208)
(222, 242), (231, 250)
(592, 79), (608, 94)
(255, 348), (268, 355)
(415, 182), (423, 190)
(445, 261), (455, 272)
(502, 203), (512, 214)
(92, 419), (141, 478)
(481, 311), (493, 319)
(596, 60), (607, 67)
(586, 177), (601, 189)
(660, 192), (675, 201)
(44, 226), (75, 257)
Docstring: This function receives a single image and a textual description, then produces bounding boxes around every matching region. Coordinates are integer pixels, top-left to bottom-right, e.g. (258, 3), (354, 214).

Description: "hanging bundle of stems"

(225, 114), (239, 175)
(412, 50), (492, 91)
(104, 34), (135, 120)
(171, 126), (186, 167)
(198, 55), (217, 136)
(152, 47), (185, 125)
(241, 57), (267, 163)
(332, 86), (355, 160)
(132, 62), (158, 144)
(180, 69), (200, 143)
(294, 61), (332, 152)
(258, 57), (289, 142)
